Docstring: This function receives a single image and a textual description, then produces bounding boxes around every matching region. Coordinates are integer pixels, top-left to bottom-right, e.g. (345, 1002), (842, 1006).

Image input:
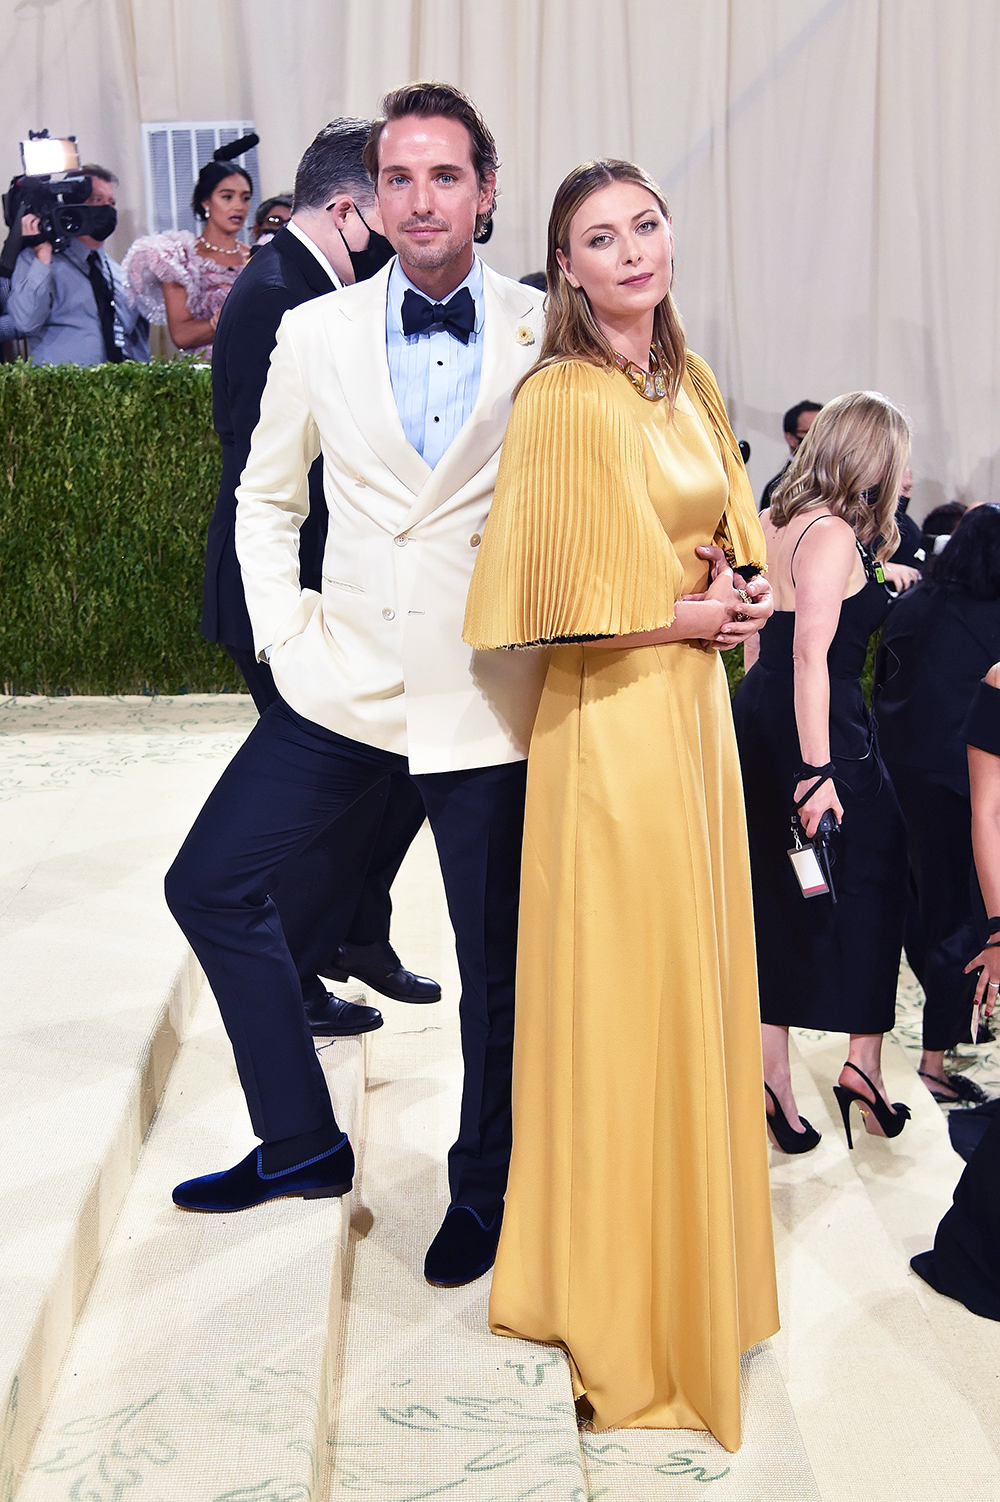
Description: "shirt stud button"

(382, 607), (396, 621)
(470, 534), (481, 547)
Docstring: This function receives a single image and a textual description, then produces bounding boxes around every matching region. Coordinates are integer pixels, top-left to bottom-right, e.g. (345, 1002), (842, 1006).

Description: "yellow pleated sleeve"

(684, 352), (767, 572)
(463, 359), (685, 650)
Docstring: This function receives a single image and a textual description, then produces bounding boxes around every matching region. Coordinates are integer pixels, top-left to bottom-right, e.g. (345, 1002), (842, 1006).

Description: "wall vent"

(140, 121), (259, 239)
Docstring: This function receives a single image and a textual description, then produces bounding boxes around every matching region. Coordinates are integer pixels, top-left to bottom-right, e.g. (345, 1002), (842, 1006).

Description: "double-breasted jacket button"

(470, 533), (482, 547)
(382, 607), (395, 621)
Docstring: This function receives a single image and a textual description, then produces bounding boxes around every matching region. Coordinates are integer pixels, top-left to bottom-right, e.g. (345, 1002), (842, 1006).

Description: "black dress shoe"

(174, 1134), (354, 1212)
(325, 941), (441, 1004)
(305, 991), (383, 1037)
(424, 1204), (502, 1287)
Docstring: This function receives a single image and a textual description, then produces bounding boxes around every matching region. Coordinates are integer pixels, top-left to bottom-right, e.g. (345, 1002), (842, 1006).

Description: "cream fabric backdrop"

(3, 0), (998, 512)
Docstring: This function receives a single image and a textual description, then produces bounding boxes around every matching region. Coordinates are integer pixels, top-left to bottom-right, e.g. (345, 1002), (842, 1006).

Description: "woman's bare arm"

(789, 515), (857, 834)
(594, 557), (765, 649)
(162, 279), (218, 350)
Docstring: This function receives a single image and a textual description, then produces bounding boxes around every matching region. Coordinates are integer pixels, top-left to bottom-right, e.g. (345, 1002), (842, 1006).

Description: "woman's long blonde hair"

(520, 159), (687, 404)
(770, 391), (910, 559)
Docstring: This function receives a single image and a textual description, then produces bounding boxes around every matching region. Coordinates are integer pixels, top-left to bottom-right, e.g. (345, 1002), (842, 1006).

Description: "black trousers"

(225, 646), (426, 992)
(888, 760), (981, 1051)
(165, 698), (527, 1212)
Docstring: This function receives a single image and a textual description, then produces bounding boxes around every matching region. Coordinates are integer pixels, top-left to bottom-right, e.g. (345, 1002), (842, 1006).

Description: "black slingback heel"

(832, 1061), (910, 1149)
(765, 1083), (821, 1153)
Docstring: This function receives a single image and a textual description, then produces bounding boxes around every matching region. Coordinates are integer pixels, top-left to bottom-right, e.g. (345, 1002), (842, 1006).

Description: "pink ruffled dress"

(122, 230), (245, 358)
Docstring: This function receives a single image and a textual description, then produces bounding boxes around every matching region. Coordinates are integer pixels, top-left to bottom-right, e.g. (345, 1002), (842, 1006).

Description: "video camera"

(1, 132), (107, 277)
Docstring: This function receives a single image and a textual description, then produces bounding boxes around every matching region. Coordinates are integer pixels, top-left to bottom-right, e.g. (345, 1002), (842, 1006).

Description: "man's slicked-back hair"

(362, 81), (499, 235)
(292, 118), (374, 214)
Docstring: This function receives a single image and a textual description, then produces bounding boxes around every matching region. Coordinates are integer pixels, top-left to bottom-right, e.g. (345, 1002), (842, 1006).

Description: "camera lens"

(57, 206), (84, 235)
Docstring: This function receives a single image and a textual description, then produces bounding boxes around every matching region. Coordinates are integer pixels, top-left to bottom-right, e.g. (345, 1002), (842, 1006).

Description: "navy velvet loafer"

(173, 1134), (354, 1212)
(424, 1204), (503, 1287)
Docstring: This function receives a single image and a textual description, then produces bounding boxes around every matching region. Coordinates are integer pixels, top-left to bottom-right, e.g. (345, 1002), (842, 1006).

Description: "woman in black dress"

(911, 663), (1000, 1315)
(734, 392), (911, 1152)
(875, 505), (1000, 1102)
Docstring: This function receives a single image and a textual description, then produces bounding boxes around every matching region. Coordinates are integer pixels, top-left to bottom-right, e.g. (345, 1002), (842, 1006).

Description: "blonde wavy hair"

(519, 159), (686, 405)
(770, 391), (911, 560)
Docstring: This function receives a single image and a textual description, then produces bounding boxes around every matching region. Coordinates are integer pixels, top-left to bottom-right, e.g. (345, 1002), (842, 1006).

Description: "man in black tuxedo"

(201, 118), (437, 1036)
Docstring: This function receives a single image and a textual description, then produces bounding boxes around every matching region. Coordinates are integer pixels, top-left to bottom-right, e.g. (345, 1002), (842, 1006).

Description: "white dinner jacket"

(234, 258), (549, 774)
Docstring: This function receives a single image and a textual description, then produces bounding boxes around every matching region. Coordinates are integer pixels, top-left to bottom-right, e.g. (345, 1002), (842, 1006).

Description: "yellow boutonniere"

(515, 325), (535, 346)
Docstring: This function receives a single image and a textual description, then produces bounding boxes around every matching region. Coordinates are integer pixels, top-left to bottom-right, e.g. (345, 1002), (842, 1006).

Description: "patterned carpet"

(894, 958), (1000, 1105)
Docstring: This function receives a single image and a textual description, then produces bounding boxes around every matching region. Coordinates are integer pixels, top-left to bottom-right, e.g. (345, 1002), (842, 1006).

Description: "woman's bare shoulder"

(789, 511), (856, 553)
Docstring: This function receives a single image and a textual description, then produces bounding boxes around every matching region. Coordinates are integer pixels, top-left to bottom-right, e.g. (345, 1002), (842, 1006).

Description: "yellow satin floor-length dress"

(463, 354), (778, 1452)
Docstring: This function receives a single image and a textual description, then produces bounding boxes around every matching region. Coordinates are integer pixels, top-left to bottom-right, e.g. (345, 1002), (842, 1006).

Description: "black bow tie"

(401, 286), (476, 344)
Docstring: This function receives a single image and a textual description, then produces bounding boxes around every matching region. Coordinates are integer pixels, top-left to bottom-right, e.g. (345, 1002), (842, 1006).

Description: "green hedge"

(0, 360), (881, 700)
(0, 360), (242, 694)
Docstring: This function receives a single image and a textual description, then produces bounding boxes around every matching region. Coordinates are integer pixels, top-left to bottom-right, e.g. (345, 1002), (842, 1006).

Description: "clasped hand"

(684, 544), (774, 651)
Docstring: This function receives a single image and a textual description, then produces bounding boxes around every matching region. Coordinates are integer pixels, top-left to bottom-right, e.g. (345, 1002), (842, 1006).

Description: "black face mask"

(338, 206), (394, 282)
(85, 205), (118, 242)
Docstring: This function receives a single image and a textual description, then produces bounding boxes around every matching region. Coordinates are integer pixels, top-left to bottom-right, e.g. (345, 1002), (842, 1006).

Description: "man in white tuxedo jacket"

(165, 83), (547, 1287)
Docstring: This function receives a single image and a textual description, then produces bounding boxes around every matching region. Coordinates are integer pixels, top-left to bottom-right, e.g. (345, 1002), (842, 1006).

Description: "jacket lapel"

(397, 265), (540, 530)
(325, 262), (432, 497)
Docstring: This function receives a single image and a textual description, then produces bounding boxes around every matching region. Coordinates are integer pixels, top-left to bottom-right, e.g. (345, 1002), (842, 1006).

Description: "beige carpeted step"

(0, 694), (256, 1498)
(769, 1031), (1000, 1500)
(794, 1027), (1000, 1467)
(15, 978), (366, 1502)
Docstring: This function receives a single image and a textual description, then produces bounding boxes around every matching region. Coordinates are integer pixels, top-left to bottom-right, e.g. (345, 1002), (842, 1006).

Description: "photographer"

(7, 164), (148, 365)
(0, 269), (16, 349)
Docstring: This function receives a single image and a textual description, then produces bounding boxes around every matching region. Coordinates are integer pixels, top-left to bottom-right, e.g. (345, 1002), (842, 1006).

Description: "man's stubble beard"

(396, 227), (473, 277)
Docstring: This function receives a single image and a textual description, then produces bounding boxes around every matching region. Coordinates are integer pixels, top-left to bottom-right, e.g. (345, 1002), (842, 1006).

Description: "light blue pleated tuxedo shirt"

(385, 255), (484, 470)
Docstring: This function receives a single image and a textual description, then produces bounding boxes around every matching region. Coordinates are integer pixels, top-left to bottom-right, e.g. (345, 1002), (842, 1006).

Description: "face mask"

(338, 205), (394, 282)
(86, 205), (118, 242)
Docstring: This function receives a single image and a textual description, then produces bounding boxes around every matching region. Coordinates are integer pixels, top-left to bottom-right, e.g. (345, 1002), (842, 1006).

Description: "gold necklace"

(612, 347), (667, 400)
(196, 233), (246, 256)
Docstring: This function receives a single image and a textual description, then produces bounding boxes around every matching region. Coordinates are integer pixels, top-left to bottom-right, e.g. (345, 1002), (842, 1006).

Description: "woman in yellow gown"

(463, 161), (779, 1452)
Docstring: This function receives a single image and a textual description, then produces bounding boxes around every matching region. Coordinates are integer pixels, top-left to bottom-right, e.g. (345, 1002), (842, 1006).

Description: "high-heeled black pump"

(765, 1083), (821, 1153)
(832, 1062), (911, 1149)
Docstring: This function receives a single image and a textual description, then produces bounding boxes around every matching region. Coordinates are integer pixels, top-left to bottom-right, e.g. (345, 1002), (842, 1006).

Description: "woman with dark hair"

(923, 499), (967, 556)
(464, 159), (778, 1450)
(734, 392), (913, 1154)
(911, 660), (1000, 1315)
(123, 143), (254, 356)
(875, 504), (1000, 1100)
